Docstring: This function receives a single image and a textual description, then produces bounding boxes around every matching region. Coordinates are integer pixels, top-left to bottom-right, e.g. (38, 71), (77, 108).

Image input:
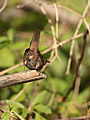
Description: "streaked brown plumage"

(23, 29), (49, 71)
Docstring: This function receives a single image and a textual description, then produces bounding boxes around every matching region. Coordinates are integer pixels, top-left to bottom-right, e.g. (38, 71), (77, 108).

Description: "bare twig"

(0, 62), (23, 76)
(41, 49), (55, 72)
(35, 0), (60, 62)
(13, 82), (31, 101)
(42, 31), (87, 55)
(83, 19), (90, 34)
(51, 24), (61, 62)
(55, 3), (59, 39)
(58, 4), (81, 17)
(73, 76), (81, 99)
(58, 4), (90, 34)
(0, 70), (47, 88)
(66, 0), (89, 74)
(63, 30), (89, 101)
(52, 3), (61, 62)
(0, 0), (7, 13)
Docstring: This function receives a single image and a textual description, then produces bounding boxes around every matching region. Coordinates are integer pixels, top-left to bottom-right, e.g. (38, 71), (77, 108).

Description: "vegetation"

(0, 0), (90, 119)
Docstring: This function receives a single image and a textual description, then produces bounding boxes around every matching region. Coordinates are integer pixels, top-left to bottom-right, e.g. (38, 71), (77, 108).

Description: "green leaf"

(0, 36), (9, 48)
(34, 104), (52, 114)
(2, 112), (11, 120)
(0, 36), (8, 42)
(32, 91), (47, 106)
(6, 100), (25, 109)
(7, 29), (14, 42)
(35, 113), (47, 120)
(0, 41), (9, 49)
(21, 108), (28, 118)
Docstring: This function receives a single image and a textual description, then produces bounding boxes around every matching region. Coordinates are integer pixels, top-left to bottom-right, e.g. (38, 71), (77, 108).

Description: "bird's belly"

(24, 59), (37, 70)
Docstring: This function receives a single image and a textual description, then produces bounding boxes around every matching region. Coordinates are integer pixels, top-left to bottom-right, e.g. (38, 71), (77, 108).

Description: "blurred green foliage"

(0, 0), (90, 119)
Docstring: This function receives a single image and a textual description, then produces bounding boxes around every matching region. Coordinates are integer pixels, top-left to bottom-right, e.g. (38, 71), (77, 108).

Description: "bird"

(23, 29), (50, 71)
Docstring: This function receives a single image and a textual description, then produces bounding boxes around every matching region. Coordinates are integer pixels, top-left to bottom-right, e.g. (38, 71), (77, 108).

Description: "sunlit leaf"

(35, 113), (47, 120)
(21, 108), (28, 118)
(6, 100), (25, 109)
(34, 104), (52, 114)
(2, 112), (11, 120)
(32, 91), (47, 106)
(0, 36), (8, 42)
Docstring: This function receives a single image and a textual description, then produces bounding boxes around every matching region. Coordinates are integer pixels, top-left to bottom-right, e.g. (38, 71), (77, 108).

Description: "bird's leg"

(38, 70), (42, 76)
(24, 66), (27, 72)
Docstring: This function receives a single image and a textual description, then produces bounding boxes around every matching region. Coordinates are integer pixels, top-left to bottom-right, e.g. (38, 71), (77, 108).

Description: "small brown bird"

(23, 29), (49, 71)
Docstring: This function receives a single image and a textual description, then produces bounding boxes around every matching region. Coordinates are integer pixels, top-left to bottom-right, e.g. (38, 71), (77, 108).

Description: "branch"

(63, 30), (89, 101)
(0, 0), (7, 13)
(0, 70), (47, 88)
(17, 0), (80, 26)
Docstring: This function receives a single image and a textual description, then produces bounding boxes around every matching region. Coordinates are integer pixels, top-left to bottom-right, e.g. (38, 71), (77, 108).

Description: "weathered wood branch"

(17, 0), (80, 26)
(0, 70), (47, 88)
